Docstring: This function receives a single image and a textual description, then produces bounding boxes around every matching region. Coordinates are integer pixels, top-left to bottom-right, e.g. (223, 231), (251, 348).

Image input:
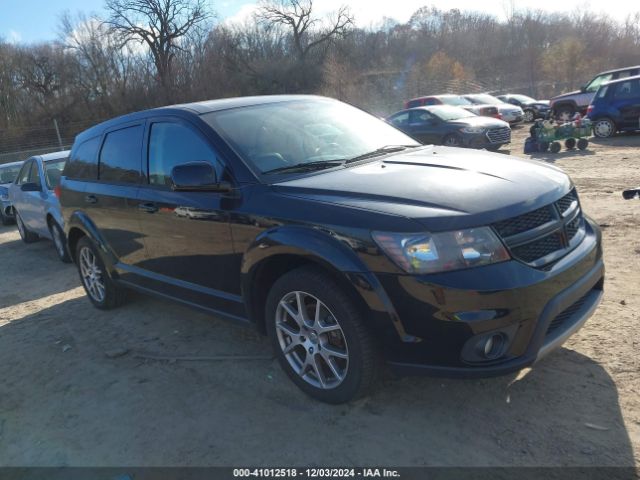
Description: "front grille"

(557, 189), (578, 215)
(491, 189), (584, 267)
(511, 232), (563, 263)
(493, 206), (553, 238)
(487, 127), (511, 144)
(546, 290), (593, 336)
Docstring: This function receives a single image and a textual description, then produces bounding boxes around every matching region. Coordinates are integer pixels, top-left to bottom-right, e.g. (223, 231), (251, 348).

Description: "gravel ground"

(0, 126), (638, 467)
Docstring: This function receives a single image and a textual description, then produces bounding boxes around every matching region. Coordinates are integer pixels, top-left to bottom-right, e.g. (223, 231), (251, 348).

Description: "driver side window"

(148, 122), (224, 187)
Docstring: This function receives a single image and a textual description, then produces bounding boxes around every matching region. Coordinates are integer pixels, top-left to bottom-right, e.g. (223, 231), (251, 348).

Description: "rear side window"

(406, 100), (422, 108)
(148, 122), (222, 187)
(99, 125), (143, 184)
(612, 80), (640, 100)
(66, 136), (101, 180)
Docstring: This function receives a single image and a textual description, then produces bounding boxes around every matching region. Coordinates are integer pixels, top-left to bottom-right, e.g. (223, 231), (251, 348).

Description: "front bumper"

(462, 133), (510, 149)
(376, 218), (604, 377)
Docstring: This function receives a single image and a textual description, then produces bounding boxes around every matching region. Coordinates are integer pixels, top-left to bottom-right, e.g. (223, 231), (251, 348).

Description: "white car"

(464, 94), (524, 124)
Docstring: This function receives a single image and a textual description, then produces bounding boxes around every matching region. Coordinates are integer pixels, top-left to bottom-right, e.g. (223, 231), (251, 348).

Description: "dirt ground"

(0, 127), (638, 468)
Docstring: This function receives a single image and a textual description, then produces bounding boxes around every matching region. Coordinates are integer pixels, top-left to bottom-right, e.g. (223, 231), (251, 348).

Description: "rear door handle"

(84, 194), (97, 204)
(138, 202), (158, 213)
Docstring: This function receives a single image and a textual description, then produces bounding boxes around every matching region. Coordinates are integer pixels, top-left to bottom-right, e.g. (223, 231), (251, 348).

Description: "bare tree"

(104, 0), (212, 95)
(257, 0), (353, 62)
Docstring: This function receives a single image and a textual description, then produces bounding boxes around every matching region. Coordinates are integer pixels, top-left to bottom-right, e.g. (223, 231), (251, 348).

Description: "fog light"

(482, 334), (505, 359)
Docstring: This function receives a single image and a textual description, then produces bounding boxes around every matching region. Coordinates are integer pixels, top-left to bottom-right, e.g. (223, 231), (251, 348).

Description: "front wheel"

(266, 267), (380, 404)
(593, 118), (616, 138)
(76, 236), (126, 309)
(49, 220), (71, 263)
(442, 133), (462, 147)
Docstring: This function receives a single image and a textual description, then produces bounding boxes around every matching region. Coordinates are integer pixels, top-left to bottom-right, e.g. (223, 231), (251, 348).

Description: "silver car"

(464, 93), (524, 124)
(8, 151), (71, 262)
(0, 160), (24, 225)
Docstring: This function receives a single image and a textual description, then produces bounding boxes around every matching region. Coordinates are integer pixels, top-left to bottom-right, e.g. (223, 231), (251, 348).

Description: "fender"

(66, 210), (119, 274)
(241, 225), (416, 342)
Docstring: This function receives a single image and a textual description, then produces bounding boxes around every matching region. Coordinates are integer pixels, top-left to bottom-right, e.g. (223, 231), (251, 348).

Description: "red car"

(404, 95), (501, 119)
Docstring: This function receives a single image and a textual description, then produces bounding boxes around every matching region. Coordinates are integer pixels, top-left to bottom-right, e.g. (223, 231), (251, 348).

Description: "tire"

(550, 142), (562, 153)
(538, 141), (550, 152)
(565, 138), (576, 150)
(49, 220), (71, 263)
(75, 236), (126, 309)
(555, 106), (575, 122)
(577, 138), (589, 150)
(523, 110), (535, 122)
(265, 266), (380, 404)
(0, 209), (13, 226)
(15, 211), (39, 243)
(593, 118), (616, 138)
(442, 133), (462, 147)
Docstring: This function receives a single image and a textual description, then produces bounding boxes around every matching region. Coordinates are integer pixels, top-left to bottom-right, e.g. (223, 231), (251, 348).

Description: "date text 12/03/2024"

(233, 469), (400, 478)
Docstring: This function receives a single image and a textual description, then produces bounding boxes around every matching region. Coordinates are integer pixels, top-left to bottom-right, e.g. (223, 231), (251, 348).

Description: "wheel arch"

(66, 211), (115, 268)
(240, 226), (401, 338)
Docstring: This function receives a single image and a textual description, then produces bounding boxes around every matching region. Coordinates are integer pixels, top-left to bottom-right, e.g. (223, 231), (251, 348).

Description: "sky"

(0, 0), (638, 44)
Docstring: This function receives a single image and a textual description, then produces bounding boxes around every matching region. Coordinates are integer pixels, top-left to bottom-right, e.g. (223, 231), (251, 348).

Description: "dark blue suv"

(587, 75), (640, 138)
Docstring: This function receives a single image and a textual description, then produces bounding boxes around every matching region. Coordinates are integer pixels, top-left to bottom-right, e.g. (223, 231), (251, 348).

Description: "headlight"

(372, 227), (510, 274)
(460, 127), (486, 134)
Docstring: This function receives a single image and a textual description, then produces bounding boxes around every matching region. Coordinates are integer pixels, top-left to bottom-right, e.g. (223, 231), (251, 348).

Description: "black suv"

(60, 95), (604, 403)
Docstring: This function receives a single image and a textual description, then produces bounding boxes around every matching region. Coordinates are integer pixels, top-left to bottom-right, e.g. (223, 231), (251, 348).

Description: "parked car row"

(0, 95), (605, 405)
(1, 151), (70, 261)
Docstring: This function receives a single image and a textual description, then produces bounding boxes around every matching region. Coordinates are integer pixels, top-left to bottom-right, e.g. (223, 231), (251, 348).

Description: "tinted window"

(45, 159), (66, 189)
(407, 99), (423, 108)
(612, 80), (640, 100)
(409, 110), (434, 124)
(16, 161), (31, 185)
(66, 136), (101, 180)
(99, 125), (143, 184)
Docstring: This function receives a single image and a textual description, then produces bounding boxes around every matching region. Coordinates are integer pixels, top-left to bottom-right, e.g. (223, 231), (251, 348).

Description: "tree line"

(1, 0), (639, 153)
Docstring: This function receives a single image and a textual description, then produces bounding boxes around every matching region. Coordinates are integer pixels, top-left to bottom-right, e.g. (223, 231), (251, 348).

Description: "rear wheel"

(49, 220), (71, 263)
(266, 267), (380, 404)
(550, 142), (562, 153)
(76, 236), (126, 309)
(16, 211), (39, 243)
(593, 118), (616, 138)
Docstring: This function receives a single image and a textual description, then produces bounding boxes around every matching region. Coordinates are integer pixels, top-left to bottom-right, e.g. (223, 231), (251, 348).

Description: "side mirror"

(622, 188), (640, 200)
(580, 85), (587, 93)
(21, 182), (42, 192)
(170, 162), (231, 192)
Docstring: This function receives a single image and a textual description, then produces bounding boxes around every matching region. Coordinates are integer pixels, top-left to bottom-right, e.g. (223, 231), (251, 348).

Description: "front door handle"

(84, 194), (97, 204)
(138, 202), (158, 214)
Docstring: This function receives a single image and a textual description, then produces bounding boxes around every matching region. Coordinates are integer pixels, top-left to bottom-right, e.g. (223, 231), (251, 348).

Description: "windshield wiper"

(263, 160), (345, 175)
(344, 145), (420, 164)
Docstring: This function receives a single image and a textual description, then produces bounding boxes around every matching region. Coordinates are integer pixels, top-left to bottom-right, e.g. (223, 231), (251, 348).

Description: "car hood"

(551, 90), (581, 101)
(273, 146), (571, 232)
(448, 116), (509, 129)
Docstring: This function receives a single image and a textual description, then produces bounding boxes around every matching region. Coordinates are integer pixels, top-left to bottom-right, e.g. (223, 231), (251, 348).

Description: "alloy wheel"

(79, 246), (106, 303)
(275, 291), (349, 389)
(524, 110), (534, 122)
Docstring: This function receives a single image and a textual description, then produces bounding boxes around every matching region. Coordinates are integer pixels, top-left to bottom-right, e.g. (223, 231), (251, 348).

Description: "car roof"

(74, 95), (332, 145)
(597, 65), (640, 76)
(28, 150), (71, 163)
(601, 74), (640, 87)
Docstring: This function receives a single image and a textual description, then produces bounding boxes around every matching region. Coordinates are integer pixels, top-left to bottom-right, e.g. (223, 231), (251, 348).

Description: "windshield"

(429, 106), (476, 121)
(44, 159), (66, 189)
(202, 99), (419, 176)
(438, 96), (472, 106)
(0, 164), (22, 184)
(586, 74), (613, 92)
(467, 94), (501, 105)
